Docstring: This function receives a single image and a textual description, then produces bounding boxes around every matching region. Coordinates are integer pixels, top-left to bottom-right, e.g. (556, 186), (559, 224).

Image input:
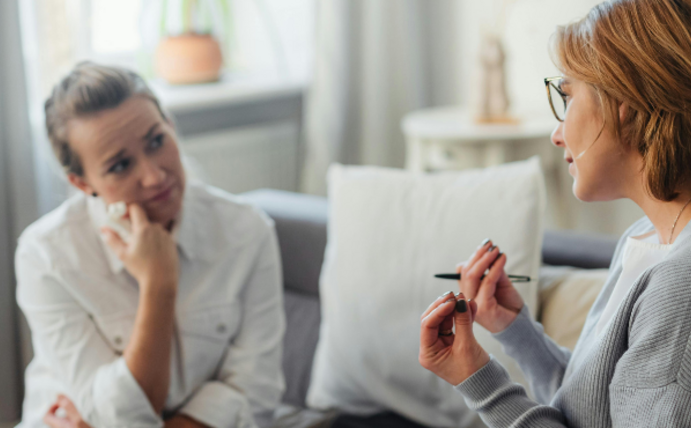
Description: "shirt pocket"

(178, 301), (241, 383)
(93, 313), (136, 356)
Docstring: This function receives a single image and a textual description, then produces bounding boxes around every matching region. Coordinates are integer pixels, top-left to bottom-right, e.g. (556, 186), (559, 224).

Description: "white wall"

(456, 0), (645, 236)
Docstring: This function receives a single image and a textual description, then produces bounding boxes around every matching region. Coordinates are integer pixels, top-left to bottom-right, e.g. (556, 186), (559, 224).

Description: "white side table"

(402, 107), (556, 172)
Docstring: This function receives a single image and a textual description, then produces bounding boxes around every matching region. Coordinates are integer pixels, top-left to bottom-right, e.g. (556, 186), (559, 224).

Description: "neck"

(629, 184), (691, 245)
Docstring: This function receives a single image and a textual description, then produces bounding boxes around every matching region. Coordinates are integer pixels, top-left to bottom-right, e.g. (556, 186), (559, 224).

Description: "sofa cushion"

(538, 267), (609, 350)
(307, 159), (546, 427)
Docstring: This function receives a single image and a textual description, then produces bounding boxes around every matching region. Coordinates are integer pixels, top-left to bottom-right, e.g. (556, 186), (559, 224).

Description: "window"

(18, 0), (315, 215)
(90, 0), (143, 54)
(21, 0), (315, 101)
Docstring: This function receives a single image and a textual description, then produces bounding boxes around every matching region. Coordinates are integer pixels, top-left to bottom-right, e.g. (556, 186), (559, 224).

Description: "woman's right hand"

(43, 395), (92, 428)
(457, 239), (524, 333)
(101, 203), (179, 294)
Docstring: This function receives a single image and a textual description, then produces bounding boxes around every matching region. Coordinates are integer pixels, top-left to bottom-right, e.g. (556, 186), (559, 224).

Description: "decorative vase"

(155, 33), (223, 84)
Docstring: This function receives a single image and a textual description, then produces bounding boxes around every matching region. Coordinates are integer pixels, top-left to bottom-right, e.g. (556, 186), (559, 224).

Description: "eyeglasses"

(545, 76), (567, 122)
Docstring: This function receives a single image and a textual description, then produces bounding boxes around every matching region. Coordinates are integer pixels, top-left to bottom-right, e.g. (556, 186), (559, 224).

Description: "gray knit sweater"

(455, 216), (691, 427)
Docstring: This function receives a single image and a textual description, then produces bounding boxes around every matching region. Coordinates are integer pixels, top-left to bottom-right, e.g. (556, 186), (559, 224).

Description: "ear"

(67, 173), (96, 197)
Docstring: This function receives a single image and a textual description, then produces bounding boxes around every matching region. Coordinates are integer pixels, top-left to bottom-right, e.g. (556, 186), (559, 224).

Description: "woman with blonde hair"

(16, 63), (285, 428)
(420, 0), (691, 426)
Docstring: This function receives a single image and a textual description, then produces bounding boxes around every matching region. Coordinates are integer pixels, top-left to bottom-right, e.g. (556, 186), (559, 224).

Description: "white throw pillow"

(306, 158), (546, 427)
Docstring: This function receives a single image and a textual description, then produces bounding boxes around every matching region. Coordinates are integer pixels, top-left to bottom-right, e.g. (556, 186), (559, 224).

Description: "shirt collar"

(87, 188), (199, 274)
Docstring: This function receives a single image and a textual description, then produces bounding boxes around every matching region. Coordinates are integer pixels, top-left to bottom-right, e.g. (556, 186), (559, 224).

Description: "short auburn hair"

(45, 62), (167, 176)
(552, 0), (691, 201)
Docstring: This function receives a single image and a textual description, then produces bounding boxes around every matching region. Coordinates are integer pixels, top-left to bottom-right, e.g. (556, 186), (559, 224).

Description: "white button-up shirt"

(15, 181), (285, 428)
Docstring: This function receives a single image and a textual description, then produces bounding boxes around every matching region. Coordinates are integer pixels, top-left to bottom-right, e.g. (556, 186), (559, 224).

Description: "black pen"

(434, 273), (531, 282)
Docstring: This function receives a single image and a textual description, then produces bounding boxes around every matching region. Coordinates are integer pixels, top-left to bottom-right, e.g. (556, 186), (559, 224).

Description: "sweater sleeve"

(492, 306), (571, 404)
(455, 356), (568, 428)
(607, 262), (691, 427)
(456, 346), (691, 428)
(455, 245), (691, 428)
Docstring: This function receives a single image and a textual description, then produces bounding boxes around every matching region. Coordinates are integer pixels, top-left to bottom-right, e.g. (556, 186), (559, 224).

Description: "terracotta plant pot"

(155, 33), (223, 84)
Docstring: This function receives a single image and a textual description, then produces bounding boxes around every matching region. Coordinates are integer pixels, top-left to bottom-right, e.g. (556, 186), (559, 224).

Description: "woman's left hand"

(43, 395), (92, 428)
(419, 292), (490, 386)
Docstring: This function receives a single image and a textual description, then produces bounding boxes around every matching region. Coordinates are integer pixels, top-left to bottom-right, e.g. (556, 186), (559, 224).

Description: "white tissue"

(106, 201), (132, 243)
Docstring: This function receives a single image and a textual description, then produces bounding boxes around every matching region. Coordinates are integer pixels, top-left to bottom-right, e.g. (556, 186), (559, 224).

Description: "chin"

(572, 179), (615, 203)
(146, 192), (183, 226)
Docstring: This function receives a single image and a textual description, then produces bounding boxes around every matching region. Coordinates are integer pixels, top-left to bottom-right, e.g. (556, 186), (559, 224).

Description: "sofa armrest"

(242, 189), (327, 297)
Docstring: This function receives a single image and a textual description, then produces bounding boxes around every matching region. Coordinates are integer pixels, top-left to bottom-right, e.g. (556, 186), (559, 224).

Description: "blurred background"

(0, 0), (643, 424)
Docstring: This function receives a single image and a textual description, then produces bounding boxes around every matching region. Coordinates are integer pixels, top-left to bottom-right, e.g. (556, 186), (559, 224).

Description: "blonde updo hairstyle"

(45, 62), (168, 176)
(552, 0), (691, 201)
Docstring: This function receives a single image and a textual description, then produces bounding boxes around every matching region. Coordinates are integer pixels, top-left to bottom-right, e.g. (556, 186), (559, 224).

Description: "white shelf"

(148, 72), (307, 114)
(402, 107), (556, 141)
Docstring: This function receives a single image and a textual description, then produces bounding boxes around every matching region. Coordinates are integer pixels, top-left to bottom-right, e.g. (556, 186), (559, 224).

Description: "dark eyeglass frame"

(544, 76), (567, 122)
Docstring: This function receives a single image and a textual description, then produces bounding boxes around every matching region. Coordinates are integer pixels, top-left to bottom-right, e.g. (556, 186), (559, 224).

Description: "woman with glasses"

(420, 0), (691, 426)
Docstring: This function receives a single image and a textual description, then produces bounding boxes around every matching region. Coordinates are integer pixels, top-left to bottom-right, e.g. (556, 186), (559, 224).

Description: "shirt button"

(114, 336), (123, 346)
(216, 324), (227, 334)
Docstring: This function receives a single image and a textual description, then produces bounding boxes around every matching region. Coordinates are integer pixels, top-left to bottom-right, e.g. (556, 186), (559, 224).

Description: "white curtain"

(0, 0), (36, 422)
(301, 0), (463, 195)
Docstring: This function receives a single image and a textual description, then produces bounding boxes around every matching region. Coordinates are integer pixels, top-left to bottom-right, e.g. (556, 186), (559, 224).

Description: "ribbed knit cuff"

(492, 305), (535, 351)
(454, 356), (511, 400)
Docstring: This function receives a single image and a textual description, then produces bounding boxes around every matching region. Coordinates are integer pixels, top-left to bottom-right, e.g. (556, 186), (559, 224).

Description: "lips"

(149, 184), (174, 203)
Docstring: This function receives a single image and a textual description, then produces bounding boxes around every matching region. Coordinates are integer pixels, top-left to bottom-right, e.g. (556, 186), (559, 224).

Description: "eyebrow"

(104, 149), (126, 167)
(101, 123), (161, 170)
(142, 123), (159, 141)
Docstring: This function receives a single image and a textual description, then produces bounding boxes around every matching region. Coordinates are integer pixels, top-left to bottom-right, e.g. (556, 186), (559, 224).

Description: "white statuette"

(106, 201), (132, 243)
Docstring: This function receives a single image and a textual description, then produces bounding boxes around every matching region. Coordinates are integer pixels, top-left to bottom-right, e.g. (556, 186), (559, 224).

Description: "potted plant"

(155, 0), (231, 84)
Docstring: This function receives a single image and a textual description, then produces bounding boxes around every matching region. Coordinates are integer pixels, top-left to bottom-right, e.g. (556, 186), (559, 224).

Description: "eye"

(147, 134), (165, 151)
(108, 158), (131, 174)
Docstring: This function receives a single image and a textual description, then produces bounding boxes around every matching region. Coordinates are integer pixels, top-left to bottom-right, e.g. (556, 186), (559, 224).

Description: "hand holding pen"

(438, 239), (526, 333)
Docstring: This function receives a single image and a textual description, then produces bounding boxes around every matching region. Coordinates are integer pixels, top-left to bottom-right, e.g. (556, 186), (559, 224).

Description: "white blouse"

(15, 181), (285, 428)
(595, 231), (671, 335)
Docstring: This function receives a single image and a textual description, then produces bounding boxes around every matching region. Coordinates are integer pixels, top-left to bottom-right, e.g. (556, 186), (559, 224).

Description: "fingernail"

(489, 245), (497, 252)
(456, 299), (468, 313)
(498, 252), (504, 258)
(480, 238), (491, 247)
(439, 291), (454, 299)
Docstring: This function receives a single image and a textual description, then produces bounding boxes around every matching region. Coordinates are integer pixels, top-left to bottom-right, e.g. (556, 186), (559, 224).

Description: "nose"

(139, 158), (166, 188)
(550, 122), (565, 149)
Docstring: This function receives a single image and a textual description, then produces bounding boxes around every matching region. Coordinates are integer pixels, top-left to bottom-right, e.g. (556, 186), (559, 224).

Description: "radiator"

(180, 121), (300, 194)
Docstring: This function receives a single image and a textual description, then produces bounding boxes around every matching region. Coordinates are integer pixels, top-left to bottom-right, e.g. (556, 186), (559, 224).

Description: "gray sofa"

(242, 189), (619, 420)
